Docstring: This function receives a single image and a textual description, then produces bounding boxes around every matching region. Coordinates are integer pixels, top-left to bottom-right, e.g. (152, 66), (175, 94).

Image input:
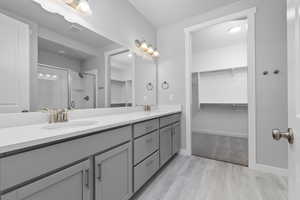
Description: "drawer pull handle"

(146, 160), (154, 167)
(97, 164), (102, 181)
(84, 169), (89, 188)
(146, 138), (153, 143)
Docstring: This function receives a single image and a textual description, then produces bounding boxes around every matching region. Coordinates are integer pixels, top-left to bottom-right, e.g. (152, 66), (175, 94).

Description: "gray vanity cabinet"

(95, 142), (132, 200)
(159, 126), (173, 166)
(1, 160), (91, 200)
(172, 122), (181, 155)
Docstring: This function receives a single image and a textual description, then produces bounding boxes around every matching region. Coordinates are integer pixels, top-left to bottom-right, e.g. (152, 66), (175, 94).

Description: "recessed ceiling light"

(228, 26), (242, 34)
(128, 53), (133, 58)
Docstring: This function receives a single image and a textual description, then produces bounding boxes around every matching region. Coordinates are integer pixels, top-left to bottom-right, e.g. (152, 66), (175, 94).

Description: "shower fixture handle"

(84, 96), (90, 101)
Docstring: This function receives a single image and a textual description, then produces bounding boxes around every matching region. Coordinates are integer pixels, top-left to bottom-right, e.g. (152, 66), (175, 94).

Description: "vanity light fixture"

(135, 39), (160, 58)
(63, 0), (92, 15)
(147, 45), (154, 54)
(140, 40), (148, 51)
(63, 0), (74, 3)
(77, 0), (92, 15)
(152, 49), (159, 57)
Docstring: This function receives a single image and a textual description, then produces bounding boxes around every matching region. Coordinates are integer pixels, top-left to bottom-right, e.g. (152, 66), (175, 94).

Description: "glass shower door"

(37, 64), (69, 110)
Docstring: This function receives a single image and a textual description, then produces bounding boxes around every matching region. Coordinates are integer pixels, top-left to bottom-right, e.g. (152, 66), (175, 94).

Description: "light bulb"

(147, 45), (154, 54)
(140, 41), (148, 51)
(135, 40), (141, 48)
(153, 49), (159, 57)
(63, 0), (74, 4)
(77, 0), (92, 15)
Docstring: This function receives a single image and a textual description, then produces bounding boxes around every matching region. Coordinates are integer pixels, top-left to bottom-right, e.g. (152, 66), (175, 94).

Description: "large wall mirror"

(0, 1), (157, 113)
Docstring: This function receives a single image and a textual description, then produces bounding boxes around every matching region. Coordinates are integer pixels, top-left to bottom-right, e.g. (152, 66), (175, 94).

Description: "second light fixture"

(135, 40), (159, 57)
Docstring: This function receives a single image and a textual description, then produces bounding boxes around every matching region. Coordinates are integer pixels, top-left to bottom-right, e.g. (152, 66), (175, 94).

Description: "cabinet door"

(0, 12), (29, 113)
(172, 123), (181, 155)
(159, 126), (173, 166)
(1, 160), (90, 200)
(95, 143), (132, 200)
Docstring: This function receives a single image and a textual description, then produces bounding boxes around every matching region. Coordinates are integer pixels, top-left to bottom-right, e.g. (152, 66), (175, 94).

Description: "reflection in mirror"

(0, 1), (157, 113)
(109, 50), (133, 107)
(37, 38), (97, 110)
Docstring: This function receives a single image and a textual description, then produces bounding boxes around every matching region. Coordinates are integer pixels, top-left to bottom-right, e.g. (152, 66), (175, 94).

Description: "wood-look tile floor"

(133, 155), (287, 200)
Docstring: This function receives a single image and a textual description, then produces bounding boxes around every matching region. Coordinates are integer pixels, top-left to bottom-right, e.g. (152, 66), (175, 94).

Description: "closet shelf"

(111, 79), (133, 83)
(199, 101), (248, 104)
(199, 66), (247, 74)
(192, 129), (248, 139)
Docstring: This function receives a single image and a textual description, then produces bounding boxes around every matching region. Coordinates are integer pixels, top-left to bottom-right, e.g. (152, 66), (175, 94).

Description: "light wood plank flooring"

(133, 155), (287, 200)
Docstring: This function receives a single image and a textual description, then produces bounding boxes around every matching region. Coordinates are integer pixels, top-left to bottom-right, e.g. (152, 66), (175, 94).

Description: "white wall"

(157, 0), (287, 169)
(135, 56), (157, 105)
(192, 43), (247, 72)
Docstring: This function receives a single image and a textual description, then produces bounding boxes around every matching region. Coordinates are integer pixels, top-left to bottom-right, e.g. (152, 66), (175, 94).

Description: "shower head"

(78, 72), (84, 78)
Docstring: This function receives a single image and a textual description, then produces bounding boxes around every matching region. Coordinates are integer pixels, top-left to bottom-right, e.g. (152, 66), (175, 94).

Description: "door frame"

(104, 48), (135, 107)
(184, 7), (257, 168)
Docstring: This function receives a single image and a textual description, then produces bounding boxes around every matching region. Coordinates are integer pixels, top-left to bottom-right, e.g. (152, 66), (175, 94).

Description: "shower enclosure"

(37, 64), (96, 111)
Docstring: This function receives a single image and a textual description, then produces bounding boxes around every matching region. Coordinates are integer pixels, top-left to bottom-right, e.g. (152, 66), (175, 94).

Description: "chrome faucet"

(48, 109), (69, 124)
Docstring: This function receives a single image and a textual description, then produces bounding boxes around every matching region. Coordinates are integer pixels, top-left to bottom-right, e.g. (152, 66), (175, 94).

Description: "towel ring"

(146, 82), (153, 91)
(161, 81), (169, 90)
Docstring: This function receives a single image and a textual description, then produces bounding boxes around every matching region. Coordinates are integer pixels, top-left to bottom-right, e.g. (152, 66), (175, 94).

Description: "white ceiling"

(0, 0), (115, 49)
(128, 0), (240, 27)
(192, 20), (247, 51)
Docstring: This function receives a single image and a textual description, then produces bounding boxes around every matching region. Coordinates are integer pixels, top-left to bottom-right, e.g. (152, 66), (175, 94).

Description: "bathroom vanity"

(0, 2), (181, 200)
(0, 110), (181, 200)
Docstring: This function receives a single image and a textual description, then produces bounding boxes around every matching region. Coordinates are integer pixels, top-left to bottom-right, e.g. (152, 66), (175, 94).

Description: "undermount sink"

(43, 120), (99, 130)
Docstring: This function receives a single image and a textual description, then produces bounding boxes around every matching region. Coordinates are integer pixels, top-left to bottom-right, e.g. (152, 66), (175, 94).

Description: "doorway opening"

(185, 8), (256, 168)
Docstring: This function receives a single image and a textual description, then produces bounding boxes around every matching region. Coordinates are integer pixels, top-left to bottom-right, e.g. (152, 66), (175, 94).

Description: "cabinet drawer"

(159, 113), (181, 128)
(134, 131), (159, 165)
(134, 151), (159, 192)
(0, 126), (131, 191)
(133, 119), (159, 138)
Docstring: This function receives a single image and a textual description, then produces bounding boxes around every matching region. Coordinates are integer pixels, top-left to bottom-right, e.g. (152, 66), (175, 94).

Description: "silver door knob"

(272, 128), (294, 144)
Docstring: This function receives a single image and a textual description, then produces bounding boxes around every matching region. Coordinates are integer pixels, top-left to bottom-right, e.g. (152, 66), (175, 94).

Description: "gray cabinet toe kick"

(0, 112), (181, 200)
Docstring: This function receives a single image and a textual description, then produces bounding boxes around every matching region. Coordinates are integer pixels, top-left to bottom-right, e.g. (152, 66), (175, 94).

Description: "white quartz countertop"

(0, 107), (181, 156)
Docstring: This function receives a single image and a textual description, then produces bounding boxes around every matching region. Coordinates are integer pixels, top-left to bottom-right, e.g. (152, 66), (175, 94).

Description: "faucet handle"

(63, 109), (69, 122)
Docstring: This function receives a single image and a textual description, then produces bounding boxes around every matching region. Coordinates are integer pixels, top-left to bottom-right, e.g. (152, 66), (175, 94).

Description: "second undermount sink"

(43, 120), (99, 130)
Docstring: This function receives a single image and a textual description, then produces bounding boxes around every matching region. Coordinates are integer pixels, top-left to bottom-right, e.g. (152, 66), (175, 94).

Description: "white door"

(0, 12), (29, 113)
(286, 0), (300, 199)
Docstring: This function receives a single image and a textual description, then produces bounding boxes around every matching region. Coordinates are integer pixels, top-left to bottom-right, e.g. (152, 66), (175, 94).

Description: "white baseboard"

(254, 164), (288, 177)
(179, 149), (190, 156)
